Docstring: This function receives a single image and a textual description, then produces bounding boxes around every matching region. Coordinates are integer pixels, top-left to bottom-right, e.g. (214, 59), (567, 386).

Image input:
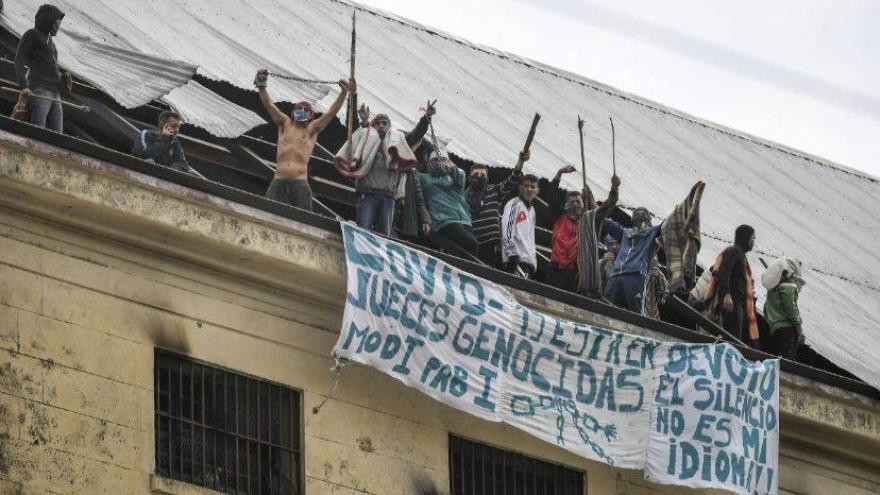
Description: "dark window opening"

(155, 350), (302, 494)
(449, 435), (585, 495)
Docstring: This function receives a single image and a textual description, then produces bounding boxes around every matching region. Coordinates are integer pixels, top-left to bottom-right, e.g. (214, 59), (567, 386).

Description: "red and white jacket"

(500, 196), (537, 269)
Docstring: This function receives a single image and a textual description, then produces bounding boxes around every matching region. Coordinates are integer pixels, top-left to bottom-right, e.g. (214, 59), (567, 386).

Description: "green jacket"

(763, 277), (802, 333)
(417, 167), (471, 231)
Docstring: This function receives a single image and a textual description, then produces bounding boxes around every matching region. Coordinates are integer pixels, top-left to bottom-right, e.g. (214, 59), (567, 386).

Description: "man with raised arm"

(254, 69), (354, 211)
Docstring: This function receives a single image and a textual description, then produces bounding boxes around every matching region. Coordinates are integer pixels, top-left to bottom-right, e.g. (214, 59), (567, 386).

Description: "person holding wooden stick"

(15, 4), (70, 132)
(545, 168), (620, 295)
(255, 69), (354, 212)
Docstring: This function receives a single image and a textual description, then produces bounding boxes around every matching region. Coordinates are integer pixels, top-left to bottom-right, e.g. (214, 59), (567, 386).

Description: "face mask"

(429, 162), (446, 176)
(566, 205), (583, 218)
(468, 175), (488, 190)
(292, 108), (310, 123)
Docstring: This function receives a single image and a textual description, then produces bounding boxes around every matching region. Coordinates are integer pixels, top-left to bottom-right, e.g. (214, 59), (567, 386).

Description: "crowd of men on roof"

(13, 4), (809, 362)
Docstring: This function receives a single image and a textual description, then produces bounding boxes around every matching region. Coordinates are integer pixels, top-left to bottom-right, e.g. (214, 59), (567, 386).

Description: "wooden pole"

(609, 116), (616, 176)
(577, 115), (586, 189)
(514, 113), (541, 170)
(1, 87), (89, 112)
(346, 10), (356, 164)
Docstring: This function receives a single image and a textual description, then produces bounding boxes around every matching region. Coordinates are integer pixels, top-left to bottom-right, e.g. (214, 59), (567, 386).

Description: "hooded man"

(762, 258), (805, 359)
(545, 165), (620, 294)
(601, 182), (705, 315)
(131, 110), (200, 176)
(15, 4), (69, 132)
(709, 224), (760, 347)
(465, 151), (529, 267)
(255, 69), (354, 212)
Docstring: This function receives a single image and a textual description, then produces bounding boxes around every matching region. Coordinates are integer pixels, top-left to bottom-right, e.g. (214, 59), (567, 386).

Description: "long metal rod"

(609, 116), (616, 176)
(1, 86), (90, 112)
(346, 10), (356, 166)
(577, 115), (586, 189)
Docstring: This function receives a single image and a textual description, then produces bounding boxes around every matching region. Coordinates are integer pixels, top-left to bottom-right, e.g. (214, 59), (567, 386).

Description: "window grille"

(449, 435), (585, 495)
(155, 350), (301, 494)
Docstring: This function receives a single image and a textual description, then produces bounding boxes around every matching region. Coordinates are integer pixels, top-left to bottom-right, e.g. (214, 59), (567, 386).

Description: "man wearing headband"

(255, 69), (354, 211)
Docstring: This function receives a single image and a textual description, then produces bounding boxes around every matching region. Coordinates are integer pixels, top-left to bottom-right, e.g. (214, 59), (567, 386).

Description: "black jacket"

(132, 129), (189, 168)
(15, 4), (65, 90)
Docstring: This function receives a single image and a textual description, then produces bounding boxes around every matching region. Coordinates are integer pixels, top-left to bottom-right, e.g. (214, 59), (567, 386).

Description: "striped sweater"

(465, 171), (521, 246)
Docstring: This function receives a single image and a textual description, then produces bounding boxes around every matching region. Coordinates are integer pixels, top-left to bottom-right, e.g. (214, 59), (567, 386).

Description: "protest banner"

(646, 342), (779, 495)
(332, 223), (779, 493)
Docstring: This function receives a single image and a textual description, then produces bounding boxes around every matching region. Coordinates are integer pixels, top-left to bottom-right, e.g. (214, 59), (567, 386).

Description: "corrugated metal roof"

(1, 0), (877, 390)
(161, 80), (265, 139)
(0, 2), (197, 107)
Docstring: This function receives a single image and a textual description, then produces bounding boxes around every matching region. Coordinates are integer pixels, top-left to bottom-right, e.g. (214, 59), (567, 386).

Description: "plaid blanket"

(659, 181), (705, 294)
(577, 186), (619, 297)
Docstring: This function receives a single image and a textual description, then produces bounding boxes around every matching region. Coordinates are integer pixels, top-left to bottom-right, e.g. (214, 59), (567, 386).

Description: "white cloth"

(500, 197), (536, 269)
(761, 258), (805, 291)
(334, 126), (417, 179)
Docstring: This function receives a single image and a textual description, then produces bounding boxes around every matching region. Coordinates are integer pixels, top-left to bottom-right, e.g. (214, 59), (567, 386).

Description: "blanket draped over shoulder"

(576, 208), (602, 297)
(334, 126), (417, 179)
(659, 181), (705, 294)
(702, 248), (759, 342)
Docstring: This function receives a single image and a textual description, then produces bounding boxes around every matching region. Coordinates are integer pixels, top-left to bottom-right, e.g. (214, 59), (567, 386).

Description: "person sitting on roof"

(335, 112), (419, 236)
(500, 174), (540, 278)
(466, 152), (528, 268)
(762, 257), (805, 359)
(255, 69), (353, 212)
(602, 182), (705, 316)
(15, 4), (71, 133)
(544, 166), (620, 295)
(357, 103), (434, 241)
(417, 156), (478, 259)
(131, 110), (200, 177)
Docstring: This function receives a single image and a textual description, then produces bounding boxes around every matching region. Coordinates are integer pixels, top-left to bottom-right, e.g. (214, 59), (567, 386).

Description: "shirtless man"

(255, 69), (354, 211)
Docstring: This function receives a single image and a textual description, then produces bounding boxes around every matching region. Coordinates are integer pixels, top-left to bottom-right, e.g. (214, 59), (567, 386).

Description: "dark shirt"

(15, 5), (65, 90)
(132, 129), (190, 168)
(466, 171), (521, 246)
(717, 246), (747, 302)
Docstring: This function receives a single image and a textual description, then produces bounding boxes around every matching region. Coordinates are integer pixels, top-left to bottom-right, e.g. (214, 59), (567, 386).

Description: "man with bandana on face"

(545, 166), (620, 294)
(715, 224), (760, 347)
(465, 151), (529, 267)
(15, 4), (71, 132)
(601, 205), (664, 313)
(255, 69), (354, 211)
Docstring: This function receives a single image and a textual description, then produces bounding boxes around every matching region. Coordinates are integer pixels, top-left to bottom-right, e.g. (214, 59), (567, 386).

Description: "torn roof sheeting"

(1, 1), (878, 390)
(162, 80), (265, 139)
(0, 2), (197, 107)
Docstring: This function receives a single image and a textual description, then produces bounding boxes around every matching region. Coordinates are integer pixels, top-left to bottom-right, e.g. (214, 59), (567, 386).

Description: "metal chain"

(267, 71), (337, 85)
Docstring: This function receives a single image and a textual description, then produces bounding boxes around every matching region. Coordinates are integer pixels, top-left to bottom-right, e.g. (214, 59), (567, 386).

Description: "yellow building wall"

(0, 134), (877, 494)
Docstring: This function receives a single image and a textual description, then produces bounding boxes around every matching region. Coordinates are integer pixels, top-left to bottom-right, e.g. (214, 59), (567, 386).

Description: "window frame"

(154, 349), (305, 494)
(448, 434), (586, 495)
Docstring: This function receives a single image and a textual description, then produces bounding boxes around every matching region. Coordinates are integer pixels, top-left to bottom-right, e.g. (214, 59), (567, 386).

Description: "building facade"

(0, 129), (879, 495)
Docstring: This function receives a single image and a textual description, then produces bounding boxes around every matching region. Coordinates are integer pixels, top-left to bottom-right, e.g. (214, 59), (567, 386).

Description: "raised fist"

(254, 69), (269, 89)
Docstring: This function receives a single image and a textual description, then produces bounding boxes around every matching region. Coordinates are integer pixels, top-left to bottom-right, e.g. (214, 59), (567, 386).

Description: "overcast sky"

(357, 0), (880, 178)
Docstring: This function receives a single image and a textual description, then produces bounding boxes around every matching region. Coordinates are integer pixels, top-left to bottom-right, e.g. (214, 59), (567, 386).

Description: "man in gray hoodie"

(15, 4), (69, 132)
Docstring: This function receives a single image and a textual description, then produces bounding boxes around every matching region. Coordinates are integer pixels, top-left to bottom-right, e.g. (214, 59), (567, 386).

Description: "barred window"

(449, 435), (585, 495)
(155, 350), (302, 494)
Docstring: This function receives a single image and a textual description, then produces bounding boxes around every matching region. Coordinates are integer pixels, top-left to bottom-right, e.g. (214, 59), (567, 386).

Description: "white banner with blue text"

(333, 223), (778, 493)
